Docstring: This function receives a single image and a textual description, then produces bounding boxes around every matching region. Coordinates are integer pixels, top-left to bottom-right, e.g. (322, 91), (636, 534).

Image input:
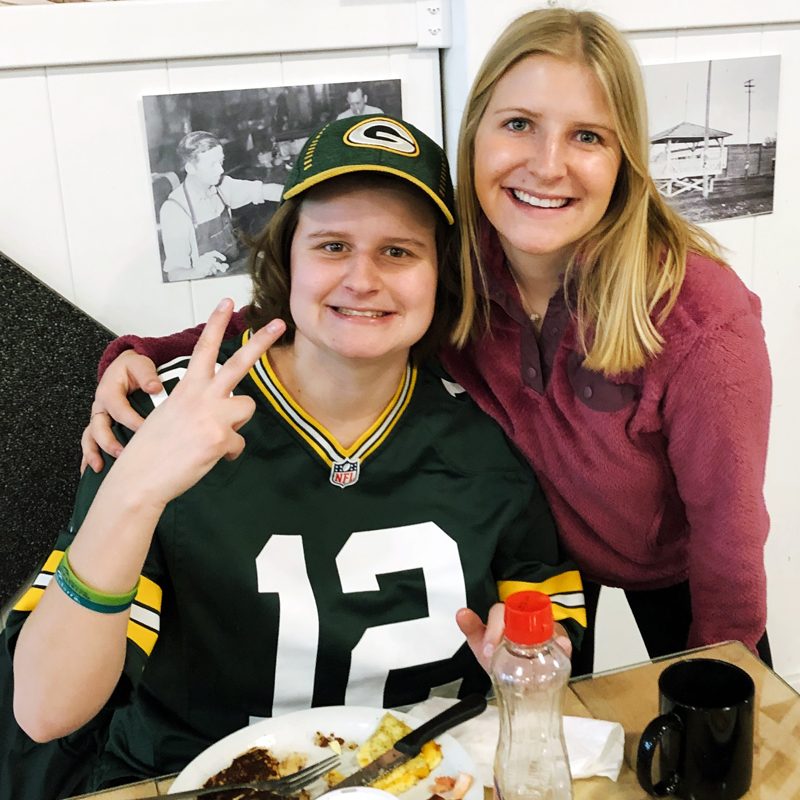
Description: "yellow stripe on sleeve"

(127, 619), (159, 656)
(13, 587), (44, 613)
(498, 571), (587, 628)
(42, 550), (65, 573)
(12, 549), (66, 611)
(550, 604), (587, 627)
(135, 575), (162, 612)
(498, 570), (583, 599)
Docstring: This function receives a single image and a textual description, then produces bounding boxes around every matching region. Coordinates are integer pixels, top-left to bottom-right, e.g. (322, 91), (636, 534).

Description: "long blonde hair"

(454, 8), (723, 374)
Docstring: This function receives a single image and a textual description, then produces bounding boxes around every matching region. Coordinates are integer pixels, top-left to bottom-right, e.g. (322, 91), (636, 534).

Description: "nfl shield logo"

(330, 458), (360, 488)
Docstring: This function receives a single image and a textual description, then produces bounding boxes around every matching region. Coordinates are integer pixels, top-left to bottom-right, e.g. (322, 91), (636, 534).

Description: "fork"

(139, 752), (341, 800)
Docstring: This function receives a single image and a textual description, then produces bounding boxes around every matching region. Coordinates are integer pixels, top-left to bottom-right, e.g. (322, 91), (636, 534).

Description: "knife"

(327, 693), (488, 792)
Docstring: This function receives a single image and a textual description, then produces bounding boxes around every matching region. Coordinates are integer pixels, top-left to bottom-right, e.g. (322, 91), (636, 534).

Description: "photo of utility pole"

(643, 55), (780, 223)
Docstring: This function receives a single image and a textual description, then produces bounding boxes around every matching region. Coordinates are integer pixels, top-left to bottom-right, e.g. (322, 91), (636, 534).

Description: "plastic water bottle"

(491, 591), (572, 800)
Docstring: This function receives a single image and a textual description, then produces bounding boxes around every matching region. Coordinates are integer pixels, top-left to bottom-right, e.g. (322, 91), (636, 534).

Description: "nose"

(343, 252), (382, 294)
(528, 132), (568, 183)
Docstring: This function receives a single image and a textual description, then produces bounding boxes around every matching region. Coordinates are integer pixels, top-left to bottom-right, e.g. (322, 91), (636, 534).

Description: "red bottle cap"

(504, 591), (554, 645)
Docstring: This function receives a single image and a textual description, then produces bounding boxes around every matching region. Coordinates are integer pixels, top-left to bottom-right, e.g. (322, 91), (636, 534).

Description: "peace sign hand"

(109, 299), (286, 511)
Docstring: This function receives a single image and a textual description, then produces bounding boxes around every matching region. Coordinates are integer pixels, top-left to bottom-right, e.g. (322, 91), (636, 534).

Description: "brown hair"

(176, 131), (222, 168)
(454, 8), (723, 374)
(245, 172), (461, 362)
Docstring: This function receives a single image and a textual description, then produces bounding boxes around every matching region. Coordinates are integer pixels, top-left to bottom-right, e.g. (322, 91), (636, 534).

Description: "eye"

(576, 130), (601, 145)
(322, 242), (345, 253)
(386, 246), (409, 259)
(505, 118), (529, 133)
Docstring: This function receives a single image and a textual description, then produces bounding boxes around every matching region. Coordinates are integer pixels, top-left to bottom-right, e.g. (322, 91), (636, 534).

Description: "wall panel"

(628, 31), (678, 66)
(45, 60), (198, 336)
(389, 47), (445, 145)
(673, 27), (764, 61)
(703, 218), (756, 288)
(752, 27), (800, 683)
(0, 0), (420, 70)
(164, 53), (284, 94)
(0, 68), (73, 298)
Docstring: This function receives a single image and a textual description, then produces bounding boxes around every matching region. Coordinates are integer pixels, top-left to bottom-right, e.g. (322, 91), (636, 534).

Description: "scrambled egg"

(356, 713), (443, 795)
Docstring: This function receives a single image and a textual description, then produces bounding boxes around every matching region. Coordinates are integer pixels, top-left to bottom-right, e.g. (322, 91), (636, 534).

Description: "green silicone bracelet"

(54, 548), (139, 613)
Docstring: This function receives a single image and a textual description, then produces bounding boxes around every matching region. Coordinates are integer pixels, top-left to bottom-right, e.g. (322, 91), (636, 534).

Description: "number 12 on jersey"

(255, 522), (468, 714)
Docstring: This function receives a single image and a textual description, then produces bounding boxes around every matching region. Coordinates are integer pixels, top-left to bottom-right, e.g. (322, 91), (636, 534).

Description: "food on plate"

(201, 746), (308, 800)
(198, 711), (456, 799)
(429, 771), (473, 800)
(314, 731), (358, 753)
(431, 777), (456, 793)
(324, 768), (347, 788)
(356, 713), (443, 795)
(450, 772), (473, 800)
(315, 732), (345, 753)
(316, 730), (355, 787)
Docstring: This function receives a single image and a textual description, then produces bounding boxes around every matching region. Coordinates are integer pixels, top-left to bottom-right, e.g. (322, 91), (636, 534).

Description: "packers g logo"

(344, 118), (420, 156)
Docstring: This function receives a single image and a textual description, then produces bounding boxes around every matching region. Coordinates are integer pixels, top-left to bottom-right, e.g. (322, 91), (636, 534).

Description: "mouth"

(332, 307), (391, 318)
(510, 189), (572, 209)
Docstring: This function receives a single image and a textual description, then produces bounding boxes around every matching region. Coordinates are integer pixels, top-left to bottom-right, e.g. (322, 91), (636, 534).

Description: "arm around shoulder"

(97, 309), (250, 381)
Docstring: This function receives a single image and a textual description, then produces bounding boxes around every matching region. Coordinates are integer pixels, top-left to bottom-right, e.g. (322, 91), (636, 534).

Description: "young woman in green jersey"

(6, 116), (582, 796)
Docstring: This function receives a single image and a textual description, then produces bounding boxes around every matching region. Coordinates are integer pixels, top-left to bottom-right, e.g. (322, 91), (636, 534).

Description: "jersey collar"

(243, 330), (417, 470)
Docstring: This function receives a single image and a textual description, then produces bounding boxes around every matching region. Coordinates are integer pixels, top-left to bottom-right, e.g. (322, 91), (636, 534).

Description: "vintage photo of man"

(144, 79), (402, 282)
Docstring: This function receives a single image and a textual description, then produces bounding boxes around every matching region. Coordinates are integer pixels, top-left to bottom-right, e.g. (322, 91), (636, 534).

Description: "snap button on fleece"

(527, 367), (538, 380)
(567, 351), (638, 412)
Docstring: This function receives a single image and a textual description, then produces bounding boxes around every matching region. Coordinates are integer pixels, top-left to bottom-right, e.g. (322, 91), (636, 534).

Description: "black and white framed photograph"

(643, 56), (780, 224)
(143, 79), (402, 283)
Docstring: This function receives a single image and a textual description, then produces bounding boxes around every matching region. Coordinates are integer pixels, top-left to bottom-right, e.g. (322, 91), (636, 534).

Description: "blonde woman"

(82, 10), (771, 674)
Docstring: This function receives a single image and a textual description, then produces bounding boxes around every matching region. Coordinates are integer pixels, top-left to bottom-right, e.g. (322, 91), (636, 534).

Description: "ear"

(184, 160), (196, 177)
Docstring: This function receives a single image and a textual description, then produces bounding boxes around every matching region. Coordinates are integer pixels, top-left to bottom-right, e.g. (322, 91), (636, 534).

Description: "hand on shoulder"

(104, 300), (285, 510)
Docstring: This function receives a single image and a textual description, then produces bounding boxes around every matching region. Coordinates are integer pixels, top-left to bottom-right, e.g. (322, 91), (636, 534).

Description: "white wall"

(445, 1), (800, 688)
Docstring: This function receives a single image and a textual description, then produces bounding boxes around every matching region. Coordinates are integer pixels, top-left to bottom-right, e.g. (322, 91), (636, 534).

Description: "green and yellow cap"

(281, 115), (455, 225)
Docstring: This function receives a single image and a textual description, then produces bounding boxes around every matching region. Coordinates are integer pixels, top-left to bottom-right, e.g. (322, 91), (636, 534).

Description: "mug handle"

(637, 712), (682, 797)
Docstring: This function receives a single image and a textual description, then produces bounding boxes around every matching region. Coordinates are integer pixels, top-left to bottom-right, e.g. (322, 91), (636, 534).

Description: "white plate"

(169, 705), (481, 800)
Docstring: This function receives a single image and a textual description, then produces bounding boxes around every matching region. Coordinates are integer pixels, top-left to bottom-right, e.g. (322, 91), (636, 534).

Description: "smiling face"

(473, 54), (622, 271)
(288, 180), (438, 367)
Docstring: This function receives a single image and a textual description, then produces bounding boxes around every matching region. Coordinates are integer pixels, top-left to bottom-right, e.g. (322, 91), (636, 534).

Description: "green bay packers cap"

(281, 115), (455, 224)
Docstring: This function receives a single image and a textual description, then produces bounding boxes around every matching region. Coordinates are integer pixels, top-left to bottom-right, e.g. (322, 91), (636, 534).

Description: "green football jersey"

(4, 335), (584, 792)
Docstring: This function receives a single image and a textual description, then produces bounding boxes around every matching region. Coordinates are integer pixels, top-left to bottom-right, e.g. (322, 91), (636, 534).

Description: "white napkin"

(408, 696), (624, 786)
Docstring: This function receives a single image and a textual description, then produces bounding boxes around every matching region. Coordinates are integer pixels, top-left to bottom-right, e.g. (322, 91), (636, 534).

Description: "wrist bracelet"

(54, 548), (139, 615)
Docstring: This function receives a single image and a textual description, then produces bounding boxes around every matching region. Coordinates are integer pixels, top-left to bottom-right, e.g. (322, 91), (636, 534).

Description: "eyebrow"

(493, 106), (616, 135)
(304, 231), (432, 248)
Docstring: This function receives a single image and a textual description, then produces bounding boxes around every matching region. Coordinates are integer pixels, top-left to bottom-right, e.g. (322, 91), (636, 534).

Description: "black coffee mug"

(637, 658), (755, 800)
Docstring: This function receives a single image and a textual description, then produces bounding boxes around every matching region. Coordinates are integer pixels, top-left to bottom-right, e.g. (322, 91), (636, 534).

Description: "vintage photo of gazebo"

(642, 56), (780, 223)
